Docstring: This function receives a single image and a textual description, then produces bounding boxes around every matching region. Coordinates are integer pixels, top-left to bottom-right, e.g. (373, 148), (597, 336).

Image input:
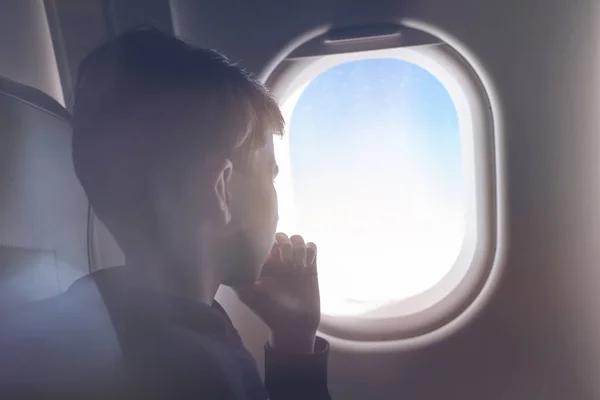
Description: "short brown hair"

(72, 27), (284, 231)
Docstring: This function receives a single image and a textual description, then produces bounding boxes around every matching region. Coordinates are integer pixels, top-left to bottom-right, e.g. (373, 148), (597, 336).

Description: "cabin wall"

(172, 0), (600, 398)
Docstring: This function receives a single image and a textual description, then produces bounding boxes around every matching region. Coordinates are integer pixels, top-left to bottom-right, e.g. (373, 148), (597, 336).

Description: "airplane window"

(274, 58), (465, 318)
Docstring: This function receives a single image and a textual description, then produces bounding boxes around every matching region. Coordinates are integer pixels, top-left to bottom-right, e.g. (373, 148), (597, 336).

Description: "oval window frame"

(267, 40), (498, 347)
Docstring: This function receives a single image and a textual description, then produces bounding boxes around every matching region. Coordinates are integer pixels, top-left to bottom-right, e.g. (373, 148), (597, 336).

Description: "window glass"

(275, 58), (464, 317)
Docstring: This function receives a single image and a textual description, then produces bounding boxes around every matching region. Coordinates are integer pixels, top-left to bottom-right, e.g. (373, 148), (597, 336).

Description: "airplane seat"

(88, 209), (125, 273)
(0, 75), (90, 317)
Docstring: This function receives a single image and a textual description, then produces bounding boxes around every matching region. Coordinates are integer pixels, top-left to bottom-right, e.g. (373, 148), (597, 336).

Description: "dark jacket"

(0, 266), (331, 399)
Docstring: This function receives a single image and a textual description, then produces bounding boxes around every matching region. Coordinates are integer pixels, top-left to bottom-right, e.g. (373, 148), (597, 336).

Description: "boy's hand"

(234, 233), (321, 353)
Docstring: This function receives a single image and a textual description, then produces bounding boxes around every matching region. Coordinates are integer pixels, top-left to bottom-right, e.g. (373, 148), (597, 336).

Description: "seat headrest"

(0, 76), (90, 316)
(0, 78), (71, 123)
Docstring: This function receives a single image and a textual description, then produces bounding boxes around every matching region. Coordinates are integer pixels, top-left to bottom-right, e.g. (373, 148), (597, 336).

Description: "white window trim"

(268, 42), (498, 349)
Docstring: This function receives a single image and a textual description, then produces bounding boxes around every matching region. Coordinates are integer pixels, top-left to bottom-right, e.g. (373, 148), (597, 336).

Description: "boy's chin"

(222, 262), (264, 289)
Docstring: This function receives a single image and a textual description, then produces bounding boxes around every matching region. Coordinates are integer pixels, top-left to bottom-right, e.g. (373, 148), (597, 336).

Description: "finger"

(276, 233), (294, 264)
(280, 242), (294, 265)
(275, 232), (291, 245)
(290, 235), (307, 267)
(306, 242), (317, 267)
(268, 243), (282, 262)
(290, 234), (305, 247)
(265, 246), (281, 273)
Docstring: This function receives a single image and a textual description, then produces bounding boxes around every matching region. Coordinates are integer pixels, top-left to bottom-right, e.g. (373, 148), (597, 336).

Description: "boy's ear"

(211, 158), (233, 225)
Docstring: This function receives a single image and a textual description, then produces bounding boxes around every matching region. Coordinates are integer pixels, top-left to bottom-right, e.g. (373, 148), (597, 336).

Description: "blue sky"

(277, 58), (465, 315)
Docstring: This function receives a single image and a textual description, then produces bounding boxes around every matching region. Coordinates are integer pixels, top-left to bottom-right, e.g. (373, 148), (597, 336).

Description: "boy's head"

(72, 27), (284, 286)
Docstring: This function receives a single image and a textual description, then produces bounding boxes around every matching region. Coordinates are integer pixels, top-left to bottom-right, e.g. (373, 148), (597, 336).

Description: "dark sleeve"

(264, 336), (331, 400)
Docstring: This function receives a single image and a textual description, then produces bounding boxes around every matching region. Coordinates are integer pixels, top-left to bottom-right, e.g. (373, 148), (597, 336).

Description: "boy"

(0, 27), (330, 399)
